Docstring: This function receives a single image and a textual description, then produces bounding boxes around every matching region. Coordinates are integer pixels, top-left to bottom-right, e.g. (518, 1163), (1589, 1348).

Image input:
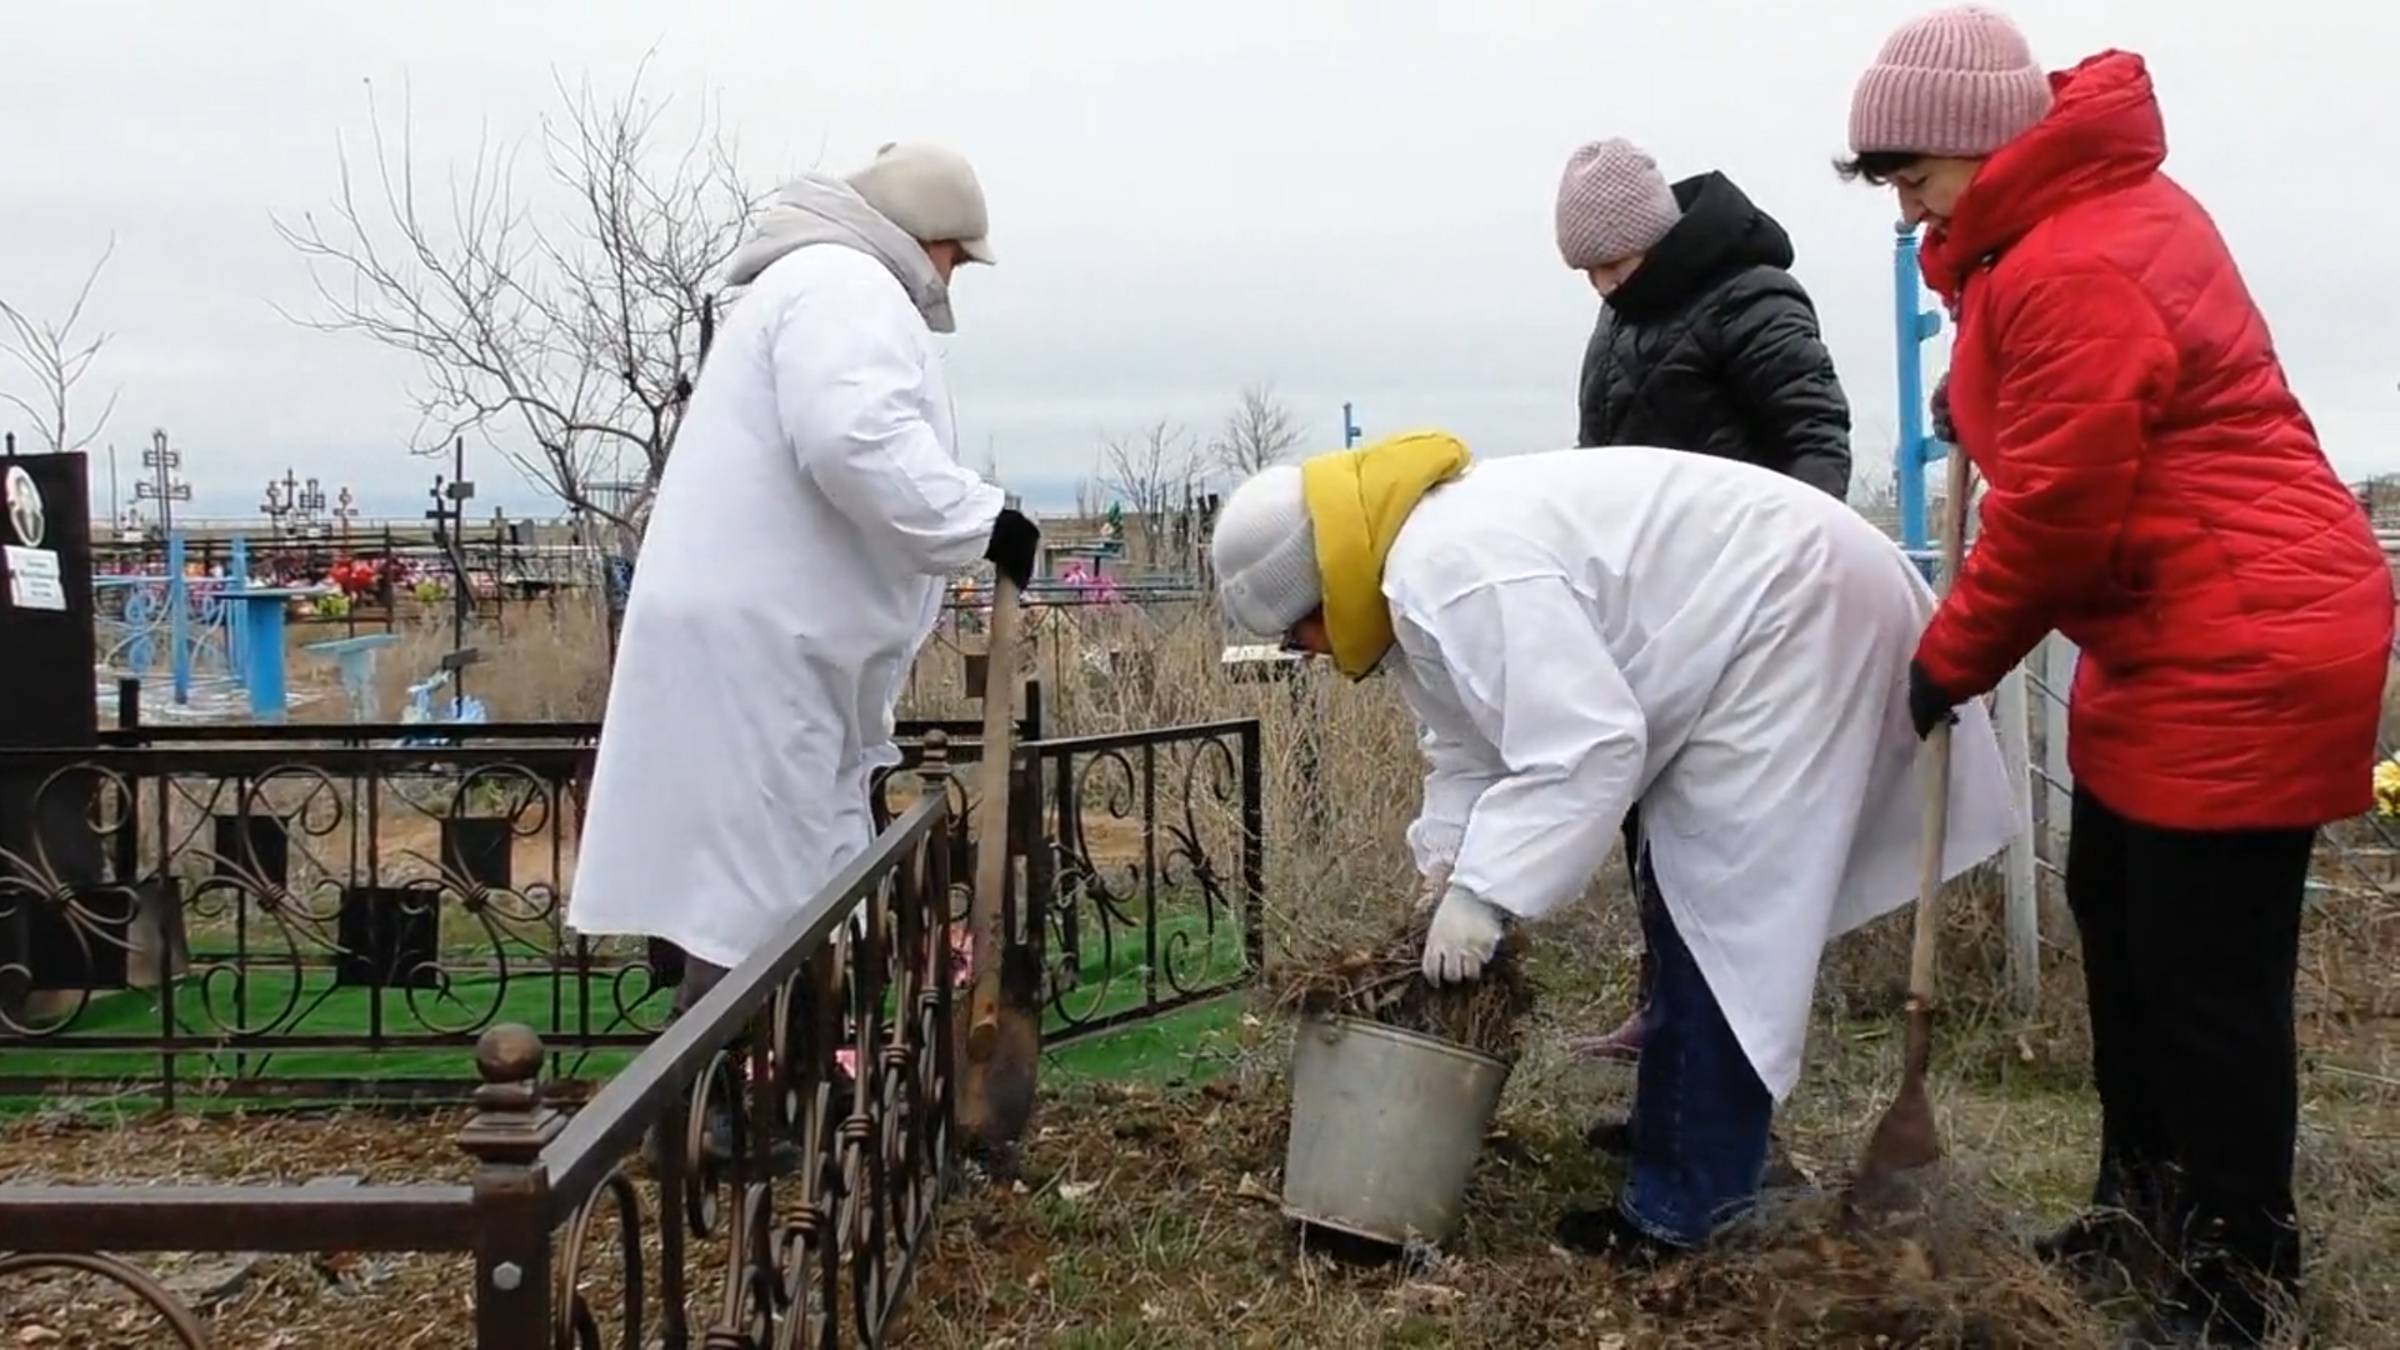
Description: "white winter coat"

(569, 189), (1002, 970)
(1388, 448), (2018, 1099)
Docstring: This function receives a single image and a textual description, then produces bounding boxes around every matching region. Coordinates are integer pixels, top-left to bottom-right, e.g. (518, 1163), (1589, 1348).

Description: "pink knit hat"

(1850, 6), (2053, 157)
(1555, 139), (1682, 270)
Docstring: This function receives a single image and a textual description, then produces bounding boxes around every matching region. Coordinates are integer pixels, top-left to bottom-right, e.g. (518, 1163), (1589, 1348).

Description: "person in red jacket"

(1841, 8), (2393, 1345)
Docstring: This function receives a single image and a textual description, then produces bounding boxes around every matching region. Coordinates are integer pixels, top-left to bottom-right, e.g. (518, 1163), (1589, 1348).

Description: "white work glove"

(1421, 886), (1507, 985)
(1412, 860), (1455, 916)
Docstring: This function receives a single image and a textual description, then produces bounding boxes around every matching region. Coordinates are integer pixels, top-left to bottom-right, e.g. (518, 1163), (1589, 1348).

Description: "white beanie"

(1211, 465), (1320, 638)
(845, 142), (996, 264)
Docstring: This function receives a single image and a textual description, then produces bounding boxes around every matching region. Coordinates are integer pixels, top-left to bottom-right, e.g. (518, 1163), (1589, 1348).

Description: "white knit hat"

(1555, 139), (1682, 270)
(1211, 465), (1320, 638)
(845, 142), (996, 264)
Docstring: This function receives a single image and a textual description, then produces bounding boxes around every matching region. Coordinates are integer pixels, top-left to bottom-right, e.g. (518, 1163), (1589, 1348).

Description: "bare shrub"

(1209, 382), (1303, 480)
(278, 58), (754, 542)
(0, 238), (119, 454)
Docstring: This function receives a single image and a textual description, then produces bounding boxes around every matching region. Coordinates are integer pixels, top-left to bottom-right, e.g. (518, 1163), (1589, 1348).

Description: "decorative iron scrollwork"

(0, 1252), (212, 1348)
(1039, 724), (1262, 1038)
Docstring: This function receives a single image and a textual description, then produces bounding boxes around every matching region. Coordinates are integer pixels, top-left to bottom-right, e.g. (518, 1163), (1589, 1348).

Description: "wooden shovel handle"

(965, 574), (1021, 1060)
(1908, 441), (1975, 1006)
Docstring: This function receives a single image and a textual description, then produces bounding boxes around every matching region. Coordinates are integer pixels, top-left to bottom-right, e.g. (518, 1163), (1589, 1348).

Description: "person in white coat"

(1210, 432), (2017, 1258)
(570, 143), (1040, 1029)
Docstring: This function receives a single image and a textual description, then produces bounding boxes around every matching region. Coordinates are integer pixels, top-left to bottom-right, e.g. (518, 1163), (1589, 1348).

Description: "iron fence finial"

(456, 1023), (560, 1166)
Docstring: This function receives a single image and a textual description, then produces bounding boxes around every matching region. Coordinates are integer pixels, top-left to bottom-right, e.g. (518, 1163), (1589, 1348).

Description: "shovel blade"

(1849, 1005), (1942, 1219)
(956, 1006), (1040, 1174)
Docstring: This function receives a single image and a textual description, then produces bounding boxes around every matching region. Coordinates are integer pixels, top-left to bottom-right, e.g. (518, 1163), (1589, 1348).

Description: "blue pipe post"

(239, 589), (290, 723)
(1892, 222), (1949, 570)
(1341, 402), (1362, 448)
(226, 534), (250, 682)
(167, 530), (191, 706)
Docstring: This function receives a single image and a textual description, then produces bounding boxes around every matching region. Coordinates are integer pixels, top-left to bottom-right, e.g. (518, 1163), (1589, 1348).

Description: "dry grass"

(908, 602), (1445, 963)
(895, 1007), (2400, 1347)
(0, 1109), (478, 1349)
(6, 1040), (2390, 1347)
(363, 599), (613, 723)
(260, 596), (615, 726)
(1273, 917), (1539, 1061)
(901, 1061), (2118, 1349)
(0, 1107), (475, 1187)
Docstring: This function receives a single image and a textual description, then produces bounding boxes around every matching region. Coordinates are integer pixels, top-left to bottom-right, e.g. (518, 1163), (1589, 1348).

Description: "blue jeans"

(1617, 851), (1773, 1247)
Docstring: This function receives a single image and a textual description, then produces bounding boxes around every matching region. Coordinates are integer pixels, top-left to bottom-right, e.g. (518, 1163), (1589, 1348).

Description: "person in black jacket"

(1561, 139), (1853, 499)
(1553, 139), (1855, 1075)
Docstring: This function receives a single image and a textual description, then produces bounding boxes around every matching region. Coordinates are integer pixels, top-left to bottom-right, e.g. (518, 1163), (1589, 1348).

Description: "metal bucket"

(1281, 1013), (1512, 1248)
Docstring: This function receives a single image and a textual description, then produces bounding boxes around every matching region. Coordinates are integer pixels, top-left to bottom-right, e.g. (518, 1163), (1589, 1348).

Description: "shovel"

(1852, 441), (1973, 1219)
(956, 573), (1041, 1163)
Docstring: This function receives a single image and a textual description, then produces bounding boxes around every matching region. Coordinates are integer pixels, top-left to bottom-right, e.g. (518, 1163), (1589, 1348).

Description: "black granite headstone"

(0, 452), (101, 1025)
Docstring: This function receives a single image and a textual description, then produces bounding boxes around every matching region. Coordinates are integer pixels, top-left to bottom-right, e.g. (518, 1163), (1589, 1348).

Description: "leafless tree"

(0, 239), (120, 454)
(277, 58), (756, 537)
(1209, 382), (1302, 480)
(1098, 421), (1202, 567)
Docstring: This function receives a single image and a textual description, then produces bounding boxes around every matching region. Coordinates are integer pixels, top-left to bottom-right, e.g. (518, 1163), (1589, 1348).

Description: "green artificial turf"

(4, 893), (1256, 1101)
(1044, 997), (1246, 1088)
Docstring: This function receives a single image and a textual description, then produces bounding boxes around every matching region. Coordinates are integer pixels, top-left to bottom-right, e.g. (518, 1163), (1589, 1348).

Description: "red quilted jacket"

(1917, 49), (2393, 831)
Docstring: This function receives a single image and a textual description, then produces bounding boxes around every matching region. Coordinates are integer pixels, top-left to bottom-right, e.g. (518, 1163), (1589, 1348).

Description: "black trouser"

(2066, 786), (2313, 1315)
(1623, 809), (1655, 1002)
(658, 952), (823, 1174)
(672, 953), (731, 1016)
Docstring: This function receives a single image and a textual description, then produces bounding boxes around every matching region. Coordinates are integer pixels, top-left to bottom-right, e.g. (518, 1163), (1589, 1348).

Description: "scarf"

(724, 174), (956, 333)
(1300, 431), (1473, 680)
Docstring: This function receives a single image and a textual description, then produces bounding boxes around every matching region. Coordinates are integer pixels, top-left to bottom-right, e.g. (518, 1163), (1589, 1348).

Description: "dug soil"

(901, 1072), (2119, 1349)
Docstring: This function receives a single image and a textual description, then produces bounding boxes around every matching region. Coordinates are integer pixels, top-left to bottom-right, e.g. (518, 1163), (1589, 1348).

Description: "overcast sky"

(5, 1), (2394, 520)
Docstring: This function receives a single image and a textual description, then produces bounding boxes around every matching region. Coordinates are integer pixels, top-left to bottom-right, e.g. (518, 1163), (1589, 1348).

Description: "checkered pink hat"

(1554, 139), (1681, 271)
(1850, 6), (2053, 157)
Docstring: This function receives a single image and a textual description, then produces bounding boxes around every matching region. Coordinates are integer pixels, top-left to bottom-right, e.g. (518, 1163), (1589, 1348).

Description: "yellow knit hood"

(1300, 431), (1473, 680)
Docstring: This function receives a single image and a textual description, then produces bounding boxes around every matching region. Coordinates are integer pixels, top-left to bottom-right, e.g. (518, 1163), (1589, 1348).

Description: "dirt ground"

(901, 1072), (2106, 1349)
(0, 1110), (478, 1349)
(8, 990), (2397, 1349)
(886, 988), (2400, 1350)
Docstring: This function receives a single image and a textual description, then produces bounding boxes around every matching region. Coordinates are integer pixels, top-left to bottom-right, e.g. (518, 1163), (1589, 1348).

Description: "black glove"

(984, 507), (1040, 590)
(1929, 372), (1957, 445)
(1907, 660), (1960, 740)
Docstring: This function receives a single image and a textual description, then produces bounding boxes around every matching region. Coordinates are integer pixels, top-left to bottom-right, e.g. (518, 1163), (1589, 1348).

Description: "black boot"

(2042, 1154), (2169, 1286)
(2036, 1206), (2150, 1278)
(2121, 1285), (2275, 1349)
(1583, 1117), (1634, 1157)
(2146, 1223), (2296, 1349)
(2116, 1304), (2212, 1349)
(1554, 1205), (1685, 1268)
(697, 1101), (807, 1178)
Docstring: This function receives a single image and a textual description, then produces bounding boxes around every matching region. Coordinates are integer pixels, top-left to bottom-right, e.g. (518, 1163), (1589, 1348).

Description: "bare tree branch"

(1098, 421), (1203, 569)
(0, 237), (120, 453)
(275, 60), (758, 541)
(1209, 382), (1302, 481)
